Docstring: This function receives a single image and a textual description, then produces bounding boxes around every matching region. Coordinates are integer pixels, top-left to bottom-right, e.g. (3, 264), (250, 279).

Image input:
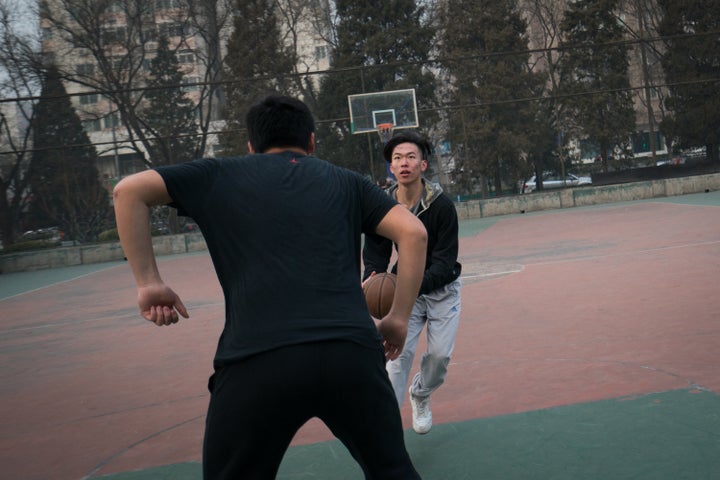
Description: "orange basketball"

(363, 273), (397, 318)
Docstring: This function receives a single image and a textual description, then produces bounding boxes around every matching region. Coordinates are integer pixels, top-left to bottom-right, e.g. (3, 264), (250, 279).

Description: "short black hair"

(246, 96), (315, 153)
(383, 131), (432, 162)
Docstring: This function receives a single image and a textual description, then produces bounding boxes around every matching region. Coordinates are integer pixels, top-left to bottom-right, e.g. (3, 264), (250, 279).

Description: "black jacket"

(363, 179), (462, 296)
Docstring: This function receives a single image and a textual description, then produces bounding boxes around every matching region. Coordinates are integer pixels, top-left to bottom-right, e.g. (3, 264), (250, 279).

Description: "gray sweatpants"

(387, 278), (462, 406)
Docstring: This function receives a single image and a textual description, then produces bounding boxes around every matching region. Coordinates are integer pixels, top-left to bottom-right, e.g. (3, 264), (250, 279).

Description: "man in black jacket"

(363, 131), (462, 435)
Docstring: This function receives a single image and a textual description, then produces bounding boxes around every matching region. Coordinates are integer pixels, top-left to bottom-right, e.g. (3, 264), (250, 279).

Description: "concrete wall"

(3, 172), (720, 273)
(0, 233), (208, 274)
(454, 172), (720, 220)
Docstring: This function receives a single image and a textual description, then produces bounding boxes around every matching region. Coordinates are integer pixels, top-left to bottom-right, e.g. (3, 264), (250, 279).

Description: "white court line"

(527, 239), (720, 267)
(458, 239), (719, 280)
(0, 264), (123, 302)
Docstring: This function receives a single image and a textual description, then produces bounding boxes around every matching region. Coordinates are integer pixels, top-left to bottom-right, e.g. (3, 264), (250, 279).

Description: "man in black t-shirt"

(113, 96), (428, 479)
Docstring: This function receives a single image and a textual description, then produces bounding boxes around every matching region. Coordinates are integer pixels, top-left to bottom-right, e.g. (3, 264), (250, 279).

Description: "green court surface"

(98, 389), (720, 480)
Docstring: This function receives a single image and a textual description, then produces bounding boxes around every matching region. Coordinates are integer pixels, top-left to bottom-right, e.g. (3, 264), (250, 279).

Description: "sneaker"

(409, 390), (432, 434)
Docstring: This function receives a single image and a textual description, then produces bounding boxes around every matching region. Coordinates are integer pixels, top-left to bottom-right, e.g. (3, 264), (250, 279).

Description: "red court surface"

(1, 193), (719, 479)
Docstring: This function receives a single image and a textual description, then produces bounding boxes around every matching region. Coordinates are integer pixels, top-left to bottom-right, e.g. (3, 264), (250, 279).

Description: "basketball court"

(1, 191), (719, 479)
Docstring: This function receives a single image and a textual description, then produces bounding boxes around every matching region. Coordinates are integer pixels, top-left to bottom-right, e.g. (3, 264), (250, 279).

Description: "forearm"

(374, 205), (428, 318)
(388, 232), (426, 318)
(113, 171), (170, 287)
(115, 196), (160, 286)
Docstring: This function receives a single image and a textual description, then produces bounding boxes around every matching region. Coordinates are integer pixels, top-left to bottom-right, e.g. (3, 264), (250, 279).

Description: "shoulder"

(435, 192), (456, 208)
(427, 192), (458, 223)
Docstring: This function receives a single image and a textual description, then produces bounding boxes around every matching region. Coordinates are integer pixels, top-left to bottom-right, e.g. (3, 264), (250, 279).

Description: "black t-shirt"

(156, 152), (397, 368)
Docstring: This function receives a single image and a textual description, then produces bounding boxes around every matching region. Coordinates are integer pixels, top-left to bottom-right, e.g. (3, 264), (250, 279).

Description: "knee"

(423, 351), (451, 368)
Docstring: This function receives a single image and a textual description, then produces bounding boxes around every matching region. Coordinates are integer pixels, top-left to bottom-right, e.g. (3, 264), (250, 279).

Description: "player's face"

(389, 142), (427, 185)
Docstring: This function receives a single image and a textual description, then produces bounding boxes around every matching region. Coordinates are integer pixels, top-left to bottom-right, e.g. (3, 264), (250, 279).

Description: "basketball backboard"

(347, 89), (418, 135)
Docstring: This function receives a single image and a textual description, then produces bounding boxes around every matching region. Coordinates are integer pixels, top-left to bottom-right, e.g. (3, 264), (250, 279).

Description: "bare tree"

(615, 0), (667, 165)
(275, 0), (335, 107)
(39, 0), (235, 168)
(521, 0), (570, 187)
(0, 0), (43, 246)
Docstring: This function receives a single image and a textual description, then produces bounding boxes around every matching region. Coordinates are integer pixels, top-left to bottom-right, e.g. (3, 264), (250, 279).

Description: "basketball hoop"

(377, 123), (394, 144)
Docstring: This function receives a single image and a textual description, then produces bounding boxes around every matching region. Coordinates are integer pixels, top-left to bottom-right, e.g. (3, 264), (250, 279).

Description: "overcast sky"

(5, 0), (37, 34)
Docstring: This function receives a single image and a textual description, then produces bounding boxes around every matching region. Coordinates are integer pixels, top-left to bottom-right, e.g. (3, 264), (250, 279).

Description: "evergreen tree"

(657, 0), (720, 164)
(315, 0), (437, 180)
(27, 65), (110, 243)
(558, 0), (636, 172)
(440, 0), (543, 196)
(143, 35), (199, 166)
(220, 0), (296, 155)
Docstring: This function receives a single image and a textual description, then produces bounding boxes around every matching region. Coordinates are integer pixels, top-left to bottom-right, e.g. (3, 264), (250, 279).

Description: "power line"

(2, 76), (717, 157)
(0, 30), (716, 104)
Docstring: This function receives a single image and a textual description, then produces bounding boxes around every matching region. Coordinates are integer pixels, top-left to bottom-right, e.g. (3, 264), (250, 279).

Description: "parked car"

(182, 222), (199, 233)
(521, 172), (592, 194)
(19, 226), (64, 244)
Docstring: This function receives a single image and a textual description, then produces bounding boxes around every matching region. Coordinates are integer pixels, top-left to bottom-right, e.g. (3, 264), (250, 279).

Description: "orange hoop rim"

(377, 123), (394, 130)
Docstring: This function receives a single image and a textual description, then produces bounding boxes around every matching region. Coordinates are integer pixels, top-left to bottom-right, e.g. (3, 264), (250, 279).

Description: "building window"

(76, 63), (95, 76)
(158, 22), (188, 38)
(83, 119), (102, 132)
(632, 131), (665, 154)
(79, 94), (99, 105)
(102, 26), (127, 44)
(182, 76), (200, 92)
(105, 113), (120, 128)
(315, 45), (327, 61)
(178, 50), (195, 64)
(155, 0), (186, 9)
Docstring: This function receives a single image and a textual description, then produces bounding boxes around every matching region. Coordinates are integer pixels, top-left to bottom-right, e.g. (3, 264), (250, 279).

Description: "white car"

(521, 172), (592, 194)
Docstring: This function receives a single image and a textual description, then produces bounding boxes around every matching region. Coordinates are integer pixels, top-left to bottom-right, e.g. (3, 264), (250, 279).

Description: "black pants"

(203, 340), (421, 479)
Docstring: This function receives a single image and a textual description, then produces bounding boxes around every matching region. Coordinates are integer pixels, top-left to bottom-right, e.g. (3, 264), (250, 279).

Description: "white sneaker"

(409, 390), (432, 434)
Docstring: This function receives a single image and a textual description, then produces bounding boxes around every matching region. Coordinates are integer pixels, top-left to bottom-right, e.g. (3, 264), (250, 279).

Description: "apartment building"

(522, 0), (667, 164)
(39, 0), (332, 181)
(38, 0), (667, 185)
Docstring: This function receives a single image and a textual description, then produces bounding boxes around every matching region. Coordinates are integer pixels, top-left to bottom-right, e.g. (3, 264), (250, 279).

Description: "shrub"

(1, 239), (59, 253)
(97, 228), (120, 242)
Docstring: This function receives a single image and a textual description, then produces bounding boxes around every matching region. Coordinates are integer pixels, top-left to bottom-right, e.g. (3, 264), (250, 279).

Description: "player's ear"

(421, 159), (428, 172)
(307, 133), (316, 154)
(247, 141), (256, 154)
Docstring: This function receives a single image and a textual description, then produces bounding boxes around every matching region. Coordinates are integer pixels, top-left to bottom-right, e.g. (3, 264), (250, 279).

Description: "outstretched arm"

(372, 204), (427, 359)
(113, 170), (189, 326)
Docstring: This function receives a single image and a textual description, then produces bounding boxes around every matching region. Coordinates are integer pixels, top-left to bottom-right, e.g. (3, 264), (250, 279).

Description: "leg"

(203, 345), (319, 480)
(318, 341), (421, 480)
(410, 278), (462, 399)
(386, 298), (426, 406)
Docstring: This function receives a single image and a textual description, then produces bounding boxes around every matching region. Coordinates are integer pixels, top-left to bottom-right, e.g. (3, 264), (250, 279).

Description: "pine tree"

(27, 65), (110, 243)
(315, 0), (437, 179)
(143, 35), (199, 166)
(558, 0), (636, 172)
(440, 0), (543, 196)
(220, 0), (297, 155)
(657, 0), (720, 164)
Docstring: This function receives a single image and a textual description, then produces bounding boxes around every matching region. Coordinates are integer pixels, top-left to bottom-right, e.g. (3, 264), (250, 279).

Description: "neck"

(261, 147), (308, 155)
(395, 179), (424, 209)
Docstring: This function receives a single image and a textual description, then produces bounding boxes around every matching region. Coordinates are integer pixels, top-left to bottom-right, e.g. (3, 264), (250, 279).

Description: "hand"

(361, 271), (376, 289)
(376, 313), (408, 361)
(137, 283), (189, 326)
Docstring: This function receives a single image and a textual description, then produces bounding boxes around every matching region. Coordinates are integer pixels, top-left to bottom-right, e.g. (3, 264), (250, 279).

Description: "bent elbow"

(413, 219), (428, 248)
(112, 180), (126, 204)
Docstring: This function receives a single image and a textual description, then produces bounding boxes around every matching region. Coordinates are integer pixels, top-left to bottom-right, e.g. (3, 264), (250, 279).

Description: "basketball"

(363, 273), (397, 318)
